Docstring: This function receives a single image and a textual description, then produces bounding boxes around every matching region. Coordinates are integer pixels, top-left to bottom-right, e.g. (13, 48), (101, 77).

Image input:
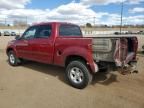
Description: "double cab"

(6, 22), (138, 89)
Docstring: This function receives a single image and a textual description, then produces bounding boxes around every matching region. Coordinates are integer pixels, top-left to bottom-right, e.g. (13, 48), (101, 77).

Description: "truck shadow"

(14, 61), (119, 86)
(22, 61), (66, 84)
(92, 72), (119, 86)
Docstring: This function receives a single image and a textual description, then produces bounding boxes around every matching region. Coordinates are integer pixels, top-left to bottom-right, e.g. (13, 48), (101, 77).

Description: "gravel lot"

(0, 36), (144, 108)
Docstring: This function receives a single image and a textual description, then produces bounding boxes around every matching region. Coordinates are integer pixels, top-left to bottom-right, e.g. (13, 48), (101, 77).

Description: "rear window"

(59, 24), (82, 36)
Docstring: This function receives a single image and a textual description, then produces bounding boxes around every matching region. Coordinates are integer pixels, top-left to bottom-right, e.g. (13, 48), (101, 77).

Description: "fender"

(6, 44), (18, 57)
(62, 46), (98, 73)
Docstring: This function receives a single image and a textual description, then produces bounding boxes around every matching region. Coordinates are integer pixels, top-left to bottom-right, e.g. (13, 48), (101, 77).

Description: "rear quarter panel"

(54, 37), (93, 67)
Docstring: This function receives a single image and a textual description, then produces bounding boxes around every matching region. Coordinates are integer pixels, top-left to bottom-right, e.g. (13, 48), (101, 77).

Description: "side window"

(22, 26), (37, 39)
(35, 25), (52, 38)
(59, 24), (82, 36)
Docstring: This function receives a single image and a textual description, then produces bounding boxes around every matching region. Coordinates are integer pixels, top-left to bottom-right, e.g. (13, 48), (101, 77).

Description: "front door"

(16, 26), (38, 60)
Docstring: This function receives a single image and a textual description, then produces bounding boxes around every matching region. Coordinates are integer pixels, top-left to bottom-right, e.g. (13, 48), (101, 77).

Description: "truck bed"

(89, 36), (137, 67)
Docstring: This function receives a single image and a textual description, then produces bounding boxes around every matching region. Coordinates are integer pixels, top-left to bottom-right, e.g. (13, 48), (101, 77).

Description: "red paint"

(6, 22), (97, 73)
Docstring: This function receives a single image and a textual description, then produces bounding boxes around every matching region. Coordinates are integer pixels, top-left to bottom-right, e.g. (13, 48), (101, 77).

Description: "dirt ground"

(0, 36), (144, 108)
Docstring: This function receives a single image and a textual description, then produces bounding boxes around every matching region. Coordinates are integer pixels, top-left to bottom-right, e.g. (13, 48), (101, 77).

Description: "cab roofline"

(31, 22), (78, 26)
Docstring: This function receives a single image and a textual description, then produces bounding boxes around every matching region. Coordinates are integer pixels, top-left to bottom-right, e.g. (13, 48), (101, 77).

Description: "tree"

(86, 23), (92, 28)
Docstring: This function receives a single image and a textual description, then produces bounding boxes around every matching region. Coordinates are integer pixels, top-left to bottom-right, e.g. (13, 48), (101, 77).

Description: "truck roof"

(32, 22), (78, 26)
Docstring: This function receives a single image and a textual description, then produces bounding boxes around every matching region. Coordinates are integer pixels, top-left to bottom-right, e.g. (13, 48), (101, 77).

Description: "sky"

(0, 0), (144, 25)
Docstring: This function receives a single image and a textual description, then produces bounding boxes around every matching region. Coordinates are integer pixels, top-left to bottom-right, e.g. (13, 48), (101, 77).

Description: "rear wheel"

(8, 51), (21, 66)
(66, 60), (92, 89)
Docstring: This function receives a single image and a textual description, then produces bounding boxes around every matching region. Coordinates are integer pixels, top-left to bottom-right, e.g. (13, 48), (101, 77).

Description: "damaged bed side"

(92, 36), (138, 75)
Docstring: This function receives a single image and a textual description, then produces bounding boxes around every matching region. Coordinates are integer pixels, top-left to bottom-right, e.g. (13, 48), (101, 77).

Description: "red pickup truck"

(6, 22), (138, 89)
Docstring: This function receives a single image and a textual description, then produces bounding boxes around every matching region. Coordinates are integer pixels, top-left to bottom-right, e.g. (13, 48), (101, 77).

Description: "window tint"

(22, 26), (37, 39)
(59, 24), (82, 36)
(35, 25), (52, 38)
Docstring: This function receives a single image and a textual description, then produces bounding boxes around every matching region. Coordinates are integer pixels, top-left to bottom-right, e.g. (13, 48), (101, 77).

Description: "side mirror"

(15, 35), (20, 40)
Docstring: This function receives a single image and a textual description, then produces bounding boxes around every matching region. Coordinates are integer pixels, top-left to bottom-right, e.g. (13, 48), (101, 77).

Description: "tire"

(8, 50), (21, 66)
(66, 60), (93, 89)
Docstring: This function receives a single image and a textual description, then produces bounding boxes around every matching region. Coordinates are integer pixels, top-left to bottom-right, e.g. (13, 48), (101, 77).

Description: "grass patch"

(137, 51), (144, 54)
(137, 51), (144, 57)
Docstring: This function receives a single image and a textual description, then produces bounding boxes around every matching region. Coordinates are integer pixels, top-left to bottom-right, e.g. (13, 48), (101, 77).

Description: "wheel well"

(65, 55), (87, 67)
(6, 48), (13, 55)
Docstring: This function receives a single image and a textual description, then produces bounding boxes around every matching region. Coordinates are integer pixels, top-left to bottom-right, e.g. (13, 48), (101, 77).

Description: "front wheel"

(66, 60), (93, 89)
(8, 51), (21, 66)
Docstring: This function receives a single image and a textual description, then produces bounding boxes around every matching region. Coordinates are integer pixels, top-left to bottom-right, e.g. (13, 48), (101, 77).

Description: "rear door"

(28, 24), (54, 64)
